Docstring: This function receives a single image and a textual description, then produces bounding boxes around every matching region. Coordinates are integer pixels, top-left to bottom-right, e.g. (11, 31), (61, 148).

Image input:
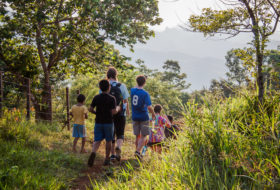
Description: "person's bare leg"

(80, 137), (87, 153)
(105, 141), (112, 160)
(136, 135), (147, 153)
(111, 142), (116, 155)
(116, 139), (123, 160)
(157, 145), (162, 154)
(88, 141), (101, 167)
(73, 137), (79, 152)
(92, 141), (102, 153)
(116, 139), (123, 149)
(135, 135), (140, 150)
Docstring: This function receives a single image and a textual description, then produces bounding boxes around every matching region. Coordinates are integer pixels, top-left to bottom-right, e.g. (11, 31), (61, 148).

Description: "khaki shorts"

(133, 121), (150, 136)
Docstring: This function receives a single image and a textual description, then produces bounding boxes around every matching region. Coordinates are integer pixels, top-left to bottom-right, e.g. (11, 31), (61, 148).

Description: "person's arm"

(84, 107), (89, 119)
(146, 93), (155, 120)
(89, 98), (96, 114)
(121, 84), (130, 117)
(148, 106), (156, 120)
(89, 107), (96, 114)
(111, 97), (120, 115)
(112, 106), (121, 115)
(123, 99), (130, 117)
(69, 107), (73, 120)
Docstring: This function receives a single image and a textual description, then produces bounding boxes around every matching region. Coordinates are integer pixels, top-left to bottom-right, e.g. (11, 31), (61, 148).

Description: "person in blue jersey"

(131, 75), (155, 160)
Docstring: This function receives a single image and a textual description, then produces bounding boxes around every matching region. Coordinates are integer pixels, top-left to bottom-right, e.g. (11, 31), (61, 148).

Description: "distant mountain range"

(117, 28), (280, 91)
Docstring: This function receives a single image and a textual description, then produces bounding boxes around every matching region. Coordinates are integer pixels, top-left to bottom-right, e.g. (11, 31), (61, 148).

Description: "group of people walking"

(70, 67), (178, 167)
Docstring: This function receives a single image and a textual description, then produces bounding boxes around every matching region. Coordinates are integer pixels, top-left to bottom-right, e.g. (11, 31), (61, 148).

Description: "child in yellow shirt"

(70, 94), (88, 153)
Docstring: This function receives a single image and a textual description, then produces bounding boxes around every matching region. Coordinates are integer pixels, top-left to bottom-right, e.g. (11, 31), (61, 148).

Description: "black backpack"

(109, 82), (122, 106)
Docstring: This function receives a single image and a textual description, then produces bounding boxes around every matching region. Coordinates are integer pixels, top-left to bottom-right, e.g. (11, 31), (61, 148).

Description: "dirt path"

(71, 158), (104, 190)
(71, 126), (137, 190)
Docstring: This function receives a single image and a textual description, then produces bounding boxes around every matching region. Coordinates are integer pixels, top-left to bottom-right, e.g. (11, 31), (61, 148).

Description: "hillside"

(117, 28), (280, 91)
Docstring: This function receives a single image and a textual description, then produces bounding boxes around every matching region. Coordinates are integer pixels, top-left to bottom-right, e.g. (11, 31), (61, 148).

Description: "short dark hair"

(107, 67), (117, 79)
(136, 75), (146, 87)
(99, 79), (110, 92)
(77, 94), (86, 103)
(167, 115), (173, 123)
(154, 104), (162, 113)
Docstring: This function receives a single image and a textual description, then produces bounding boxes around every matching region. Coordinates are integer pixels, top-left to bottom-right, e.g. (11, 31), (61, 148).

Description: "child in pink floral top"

(148, 104), (171, 153)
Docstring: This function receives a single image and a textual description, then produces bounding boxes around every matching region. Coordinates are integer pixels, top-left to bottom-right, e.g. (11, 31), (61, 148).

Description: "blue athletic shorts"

(72, 124), (86, 138)
(94, 123), (114, 142)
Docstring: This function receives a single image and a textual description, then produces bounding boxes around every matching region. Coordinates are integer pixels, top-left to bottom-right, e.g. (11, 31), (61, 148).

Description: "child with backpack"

(148, 104), (171, 154)
(131, 75), (155, 160)
(70, 94), (88, 153)
(88, 79), (121, 167)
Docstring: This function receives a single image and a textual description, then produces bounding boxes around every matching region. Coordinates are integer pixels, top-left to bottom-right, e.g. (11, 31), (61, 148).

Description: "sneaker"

(134, 151), (143, 161)
(88, 152), (96, 167)
(115, 147), (121, 161)
(110, 155), (116, 161)
(103, 159), (112, 166)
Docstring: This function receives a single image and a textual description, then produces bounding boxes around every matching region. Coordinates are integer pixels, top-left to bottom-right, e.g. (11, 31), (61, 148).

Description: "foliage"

(0, 111), (84, 189)
(265, 49), (280, 90)
(0, 0), (162, 120)
(187, 0), (280, 102)
(65, 65), (189, 118)
(90, 90), (280, 189)
(162, 60), (190, 89)
(225, 49), (251, 86)
(209, 79), (235, 98)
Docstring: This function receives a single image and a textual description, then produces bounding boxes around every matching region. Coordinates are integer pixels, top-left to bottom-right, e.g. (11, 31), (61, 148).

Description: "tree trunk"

(256, 55), (264, 103)
(30, 73), (52, 122)
(42, 74), (52, 121)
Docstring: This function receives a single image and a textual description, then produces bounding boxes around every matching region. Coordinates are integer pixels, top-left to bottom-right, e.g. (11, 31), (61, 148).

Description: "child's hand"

(116, 106), (121, 112)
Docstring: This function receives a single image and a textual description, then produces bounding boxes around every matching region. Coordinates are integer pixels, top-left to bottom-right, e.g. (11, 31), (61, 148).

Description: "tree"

(162, 60), (190, 89)
(187, 0), (280, 103)
(1, 0), (162, 120)
(135, 59), (156, 76)
(265, 49), (280, 90)
(209, 79), (234, 98)
(225, 49), (251, 86)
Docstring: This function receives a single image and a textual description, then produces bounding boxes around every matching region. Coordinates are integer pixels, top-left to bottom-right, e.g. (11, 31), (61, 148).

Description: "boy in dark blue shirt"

(131, 75), (155, 160)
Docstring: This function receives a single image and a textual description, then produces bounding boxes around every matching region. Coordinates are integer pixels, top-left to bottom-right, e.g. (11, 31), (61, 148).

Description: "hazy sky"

(153, 0), (223, 31)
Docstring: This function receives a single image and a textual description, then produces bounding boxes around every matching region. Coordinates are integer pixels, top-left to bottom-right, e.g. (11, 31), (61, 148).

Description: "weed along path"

(71, 125), (138, 190)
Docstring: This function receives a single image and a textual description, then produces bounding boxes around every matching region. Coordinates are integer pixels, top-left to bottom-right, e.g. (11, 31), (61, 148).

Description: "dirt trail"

(71, 143), (108, 190)
(71, 141), (136, 189)
(71, 125), (137, 190)
(71, 159), (104, 190)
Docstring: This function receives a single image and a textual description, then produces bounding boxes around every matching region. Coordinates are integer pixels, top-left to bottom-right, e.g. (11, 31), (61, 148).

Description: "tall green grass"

(91, 91), (280, 189)
(0, 109), (85, 190)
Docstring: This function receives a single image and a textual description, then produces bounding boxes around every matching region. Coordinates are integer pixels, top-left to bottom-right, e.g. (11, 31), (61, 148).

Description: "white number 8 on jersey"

(132, 95), (139, 106)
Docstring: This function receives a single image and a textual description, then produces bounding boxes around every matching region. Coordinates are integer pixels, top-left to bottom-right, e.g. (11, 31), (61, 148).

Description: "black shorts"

(113, 115), (126, 141)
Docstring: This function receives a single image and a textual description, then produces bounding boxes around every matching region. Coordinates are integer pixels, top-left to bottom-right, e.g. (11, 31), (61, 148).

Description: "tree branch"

(266, 0), (280, 16)
(36, 24), (47, 74)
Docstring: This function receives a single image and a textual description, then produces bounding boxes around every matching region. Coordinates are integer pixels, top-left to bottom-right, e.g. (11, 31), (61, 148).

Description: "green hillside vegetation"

(0, 110), (86, 189)
(1, 90), (279, 189)
(91, 90), (280, 189)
